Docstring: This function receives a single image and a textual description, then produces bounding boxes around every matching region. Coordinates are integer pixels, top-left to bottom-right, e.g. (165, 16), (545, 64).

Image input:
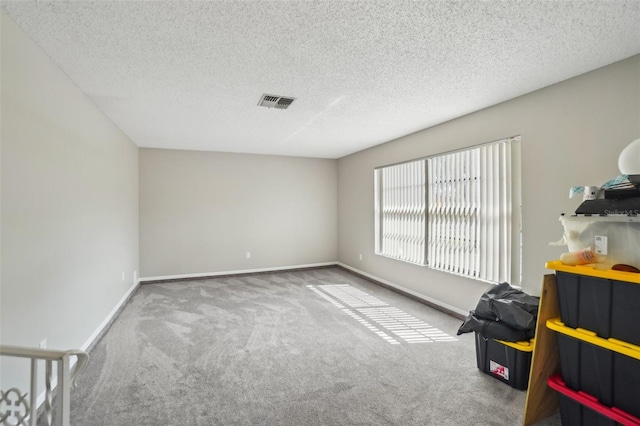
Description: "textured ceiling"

(2, 1), (640, 159)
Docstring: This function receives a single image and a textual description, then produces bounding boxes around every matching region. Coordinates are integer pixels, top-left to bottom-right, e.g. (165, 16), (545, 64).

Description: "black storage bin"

(474, 332), (532, 390)
(548, 375), (640, 426)
(549, 264), (640, 346)
(558, 394), (624, 426)
(610, 279), (640, 346)
(548, 319), (640, 419)
(556, 271), (612, 338)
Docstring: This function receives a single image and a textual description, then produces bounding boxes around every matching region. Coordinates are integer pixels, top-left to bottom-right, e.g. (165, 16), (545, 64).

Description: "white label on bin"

(490, 360), (509, 380)
(594, 235), (608, 255)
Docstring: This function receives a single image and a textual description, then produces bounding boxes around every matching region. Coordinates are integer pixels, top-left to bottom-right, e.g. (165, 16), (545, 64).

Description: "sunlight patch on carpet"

(317, 284), (387, 308)
(307, 284), (457, 344)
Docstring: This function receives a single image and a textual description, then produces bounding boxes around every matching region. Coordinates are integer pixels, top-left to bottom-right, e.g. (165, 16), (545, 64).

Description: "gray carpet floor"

(62, 267), (561, 425)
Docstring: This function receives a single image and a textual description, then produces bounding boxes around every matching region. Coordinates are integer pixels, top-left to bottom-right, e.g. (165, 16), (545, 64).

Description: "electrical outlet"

(133, 270), (138, 283)
(39, 339), (47, 349)
(595, 235), (608, 255)
(121, 271), (125, 282)
(246, 251), (251, 259)
(359, 253), (363, 261)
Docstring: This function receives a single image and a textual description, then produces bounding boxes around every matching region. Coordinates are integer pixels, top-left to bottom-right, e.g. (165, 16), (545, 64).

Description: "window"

(374, 159), (427, 265)
(374, 136), (521, 285)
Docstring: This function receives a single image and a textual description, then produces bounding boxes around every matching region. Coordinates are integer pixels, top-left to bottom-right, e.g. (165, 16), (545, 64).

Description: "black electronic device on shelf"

(576, 180), (640, 215)
(604, 187), (640, 199)
(575, 197), (640, 215)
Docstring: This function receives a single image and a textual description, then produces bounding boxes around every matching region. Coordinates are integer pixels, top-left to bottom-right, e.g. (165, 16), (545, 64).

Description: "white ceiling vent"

(258, 94), (296, 110)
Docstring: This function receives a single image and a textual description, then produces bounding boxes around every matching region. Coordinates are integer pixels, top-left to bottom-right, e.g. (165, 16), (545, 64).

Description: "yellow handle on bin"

(545, 260), (640, 284)
(546, 317), (640, 361)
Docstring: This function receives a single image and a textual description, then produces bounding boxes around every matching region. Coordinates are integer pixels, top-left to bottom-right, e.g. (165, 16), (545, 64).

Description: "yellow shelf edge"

(546, 317), (640, 361)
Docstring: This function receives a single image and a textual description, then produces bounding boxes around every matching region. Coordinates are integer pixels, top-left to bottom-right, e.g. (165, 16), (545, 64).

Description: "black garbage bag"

(457, 310), (529, 341)
(474, 282), (540, 331)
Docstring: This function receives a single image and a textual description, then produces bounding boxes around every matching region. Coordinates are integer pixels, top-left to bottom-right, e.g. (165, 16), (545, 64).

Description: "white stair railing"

(0, 345), (89, 426)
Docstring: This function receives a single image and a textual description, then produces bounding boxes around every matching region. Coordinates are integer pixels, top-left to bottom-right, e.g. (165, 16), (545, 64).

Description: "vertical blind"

(427, 140), (513, 283)
(375, 137), (519, 284)
(374, 159), (426, 265)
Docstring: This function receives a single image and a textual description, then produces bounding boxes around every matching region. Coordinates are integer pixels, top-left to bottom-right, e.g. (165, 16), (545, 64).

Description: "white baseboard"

(139, 262), (338, 282)
(81, 280), (140, 351)
(336, 262), (468, 317)
(140, 261), (467, 317)
(35, 279), (141, 413)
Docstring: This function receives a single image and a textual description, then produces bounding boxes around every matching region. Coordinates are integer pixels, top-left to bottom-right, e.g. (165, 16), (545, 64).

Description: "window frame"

(374, 136), (522, 286)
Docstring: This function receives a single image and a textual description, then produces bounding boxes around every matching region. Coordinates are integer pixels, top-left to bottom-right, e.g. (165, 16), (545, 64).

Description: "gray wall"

(338, 55), (640, 315)
(139, 148), (337, 278)
(1, 9), (139, 385)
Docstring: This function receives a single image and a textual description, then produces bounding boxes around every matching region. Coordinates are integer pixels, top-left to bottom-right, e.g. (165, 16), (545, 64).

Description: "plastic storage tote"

(558, 214), (640, 271)
(547, 318), (640, 419)
(546, 262), (640, 346)
(547, 375), (640, 426)
(474, 332), (533, 390)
